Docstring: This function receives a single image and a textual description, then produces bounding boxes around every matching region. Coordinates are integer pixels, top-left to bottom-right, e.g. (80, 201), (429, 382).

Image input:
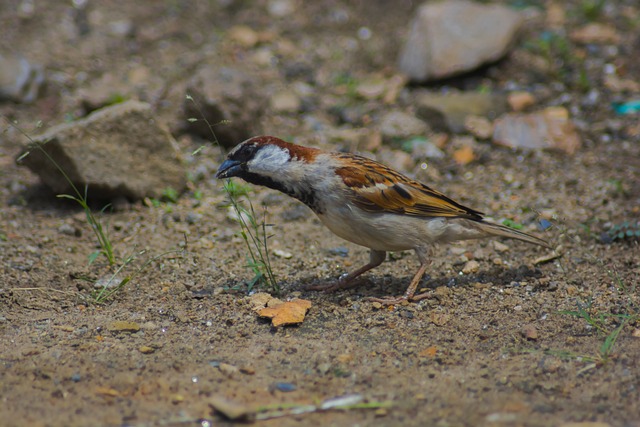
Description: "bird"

(216, 135), (551, 304)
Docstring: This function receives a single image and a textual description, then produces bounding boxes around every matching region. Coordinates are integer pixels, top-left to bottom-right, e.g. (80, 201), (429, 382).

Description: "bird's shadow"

(296, 264), (545, 300)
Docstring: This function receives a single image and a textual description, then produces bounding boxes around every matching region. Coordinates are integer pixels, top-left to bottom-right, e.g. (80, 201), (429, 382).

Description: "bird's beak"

(215, 159), (242, 179)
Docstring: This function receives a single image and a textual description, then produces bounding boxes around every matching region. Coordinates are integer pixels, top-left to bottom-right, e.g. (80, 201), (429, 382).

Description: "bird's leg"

(367, 247), (432, 305)
(307, 249), (386, 292)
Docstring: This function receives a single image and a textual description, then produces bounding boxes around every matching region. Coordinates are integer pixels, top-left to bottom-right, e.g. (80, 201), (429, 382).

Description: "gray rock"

(415, 91), (507, 133)
(0, 52), (44, 103)
(492, 107), (581, 155)
(398, 0), (523, 81)
(379, 111), (429, 142)
(17, 100), (186, 200)
(183, 65), (266, 148)
(409, 139), (445, 160)
(58, 223), (80, 237)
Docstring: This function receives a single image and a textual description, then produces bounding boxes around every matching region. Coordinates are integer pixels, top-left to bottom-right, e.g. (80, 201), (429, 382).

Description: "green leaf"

(16, 151), (31, 162)
(600, 321), (626, 358)
(502, 219), (524, 230)
(88, 251), (101, 265)
(57, 194), (80, 201)
(246, 273), (263, 292)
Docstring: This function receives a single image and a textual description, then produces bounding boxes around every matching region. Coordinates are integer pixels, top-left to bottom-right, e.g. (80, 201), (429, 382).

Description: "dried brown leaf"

(258, 299), (312, 326)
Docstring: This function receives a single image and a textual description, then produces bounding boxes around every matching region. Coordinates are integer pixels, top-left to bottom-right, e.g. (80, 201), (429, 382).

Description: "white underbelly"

(316, 204), (488, 251)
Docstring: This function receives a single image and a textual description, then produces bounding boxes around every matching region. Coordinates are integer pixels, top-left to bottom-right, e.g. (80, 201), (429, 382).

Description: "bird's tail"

(472, 220), (551, 248)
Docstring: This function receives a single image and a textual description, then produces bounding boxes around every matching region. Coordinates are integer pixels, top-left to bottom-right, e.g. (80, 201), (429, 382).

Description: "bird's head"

(215, 136), (324, 209)
(216, 136), (299, 180)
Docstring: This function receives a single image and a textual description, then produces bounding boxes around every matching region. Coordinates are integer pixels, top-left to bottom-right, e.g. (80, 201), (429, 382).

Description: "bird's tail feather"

(473, 220), (551, 248)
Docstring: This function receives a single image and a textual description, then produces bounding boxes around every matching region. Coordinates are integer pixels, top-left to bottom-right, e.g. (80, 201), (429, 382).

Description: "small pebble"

(464, 115), (493, 139)
(507, 91), (536, 111)
(462, 260), (480, 274)
(94, 273), (125, 289)
(538, 219), (552, 231)
(433, 286), (451, 297)
(218, 362), (239, 376)
(375, 408), (388, 417)
(209, 396), (252, 420)
(328, 246), (349, 257)
(493, 241), (510, 252)
(107, 321), (141, 333)
(399, 310), (414, 319)
(239, 366), (256, 375)
(272, 382), (296, 392)
(185, 213), (201, 224)
(228, 25), (259, 47)
(273, 249), (293, 259)
(449, 247), (466, 255)
(139, 345), (155, 354)
(521, 324), (538, 340)
(58, 223), (79, 236)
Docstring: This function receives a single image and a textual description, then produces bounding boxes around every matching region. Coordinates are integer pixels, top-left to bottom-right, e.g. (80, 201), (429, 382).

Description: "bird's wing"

(334, 154), (483, 220)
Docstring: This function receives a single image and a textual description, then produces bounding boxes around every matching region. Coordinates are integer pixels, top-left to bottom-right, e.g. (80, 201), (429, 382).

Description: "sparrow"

(216, 135), (550, 304)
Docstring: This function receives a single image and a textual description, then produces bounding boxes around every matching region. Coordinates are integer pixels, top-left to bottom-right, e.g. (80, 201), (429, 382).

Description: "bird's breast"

(316, 204), (446, 252)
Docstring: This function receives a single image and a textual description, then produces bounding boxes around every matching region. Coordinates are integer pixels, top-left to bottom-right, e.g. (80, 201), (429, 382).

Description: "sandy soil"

(1, 1), (639, 426)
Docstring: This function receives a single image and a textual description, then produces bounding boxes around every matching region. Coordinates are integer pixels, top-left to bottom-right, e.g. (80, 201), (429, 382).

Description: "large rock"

(415, 91), (508, 133)
(492, 107), (581, 155)
(17, 100), (186, 200)
(182, 65), (266, 148)
(398, 0), (523, 82)
(379, 111), (430, 142)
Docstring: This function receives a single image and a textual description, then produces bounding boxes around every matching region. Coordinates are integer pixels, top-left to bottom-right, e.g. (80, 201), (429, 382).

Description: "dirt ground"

(1, 1), (640, 426)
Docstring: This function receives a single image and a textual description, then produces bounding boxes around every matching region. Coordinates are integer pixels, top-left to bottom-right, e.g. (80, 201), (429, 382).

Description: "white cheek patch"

(248, 145), (290, 175)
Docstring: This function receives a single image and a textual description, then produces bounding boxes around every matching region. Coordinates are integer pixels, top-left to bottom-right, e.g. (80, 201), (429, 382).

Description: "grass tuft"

(186, 94), (279, 294)
(12, 120), (117, 266)
(8, 117), (182, 303)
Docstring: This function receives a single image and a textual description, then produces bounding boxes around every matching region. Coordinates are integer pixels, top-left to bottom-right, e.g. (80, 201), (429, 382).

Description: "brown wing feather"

(335, 154), (483, 220)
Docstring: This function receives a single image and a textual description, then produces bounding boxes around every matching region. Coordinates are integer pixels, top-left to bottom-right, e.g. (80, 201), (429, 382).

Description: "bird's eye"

(231, 143), (258, 162)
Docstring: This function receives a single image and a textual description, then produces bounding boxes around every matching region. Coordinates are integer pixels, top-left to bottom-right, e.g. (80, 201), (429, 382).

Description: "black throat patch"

(240, 172), (322, 214)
